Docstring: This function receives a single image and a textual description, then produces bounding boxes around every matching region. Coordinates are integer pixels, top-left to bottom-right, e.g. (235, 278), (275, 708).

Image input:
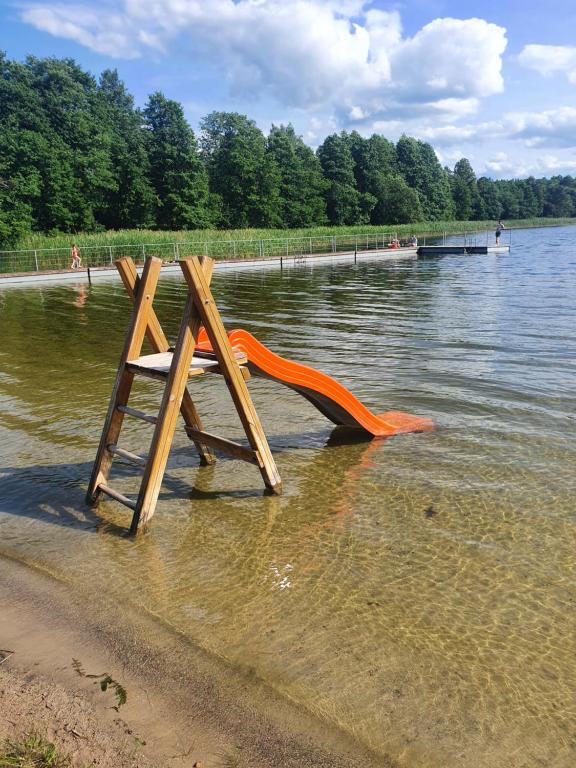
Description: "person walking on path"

(495, 220), (505, 245)
(70, 243), (81, 269)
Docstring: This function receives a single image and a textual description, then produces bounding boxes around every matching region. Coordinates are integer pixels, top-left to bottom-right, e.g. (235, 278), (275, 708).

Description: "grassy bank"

(1, 217), (574, 274)
(8, 217), (576, 252)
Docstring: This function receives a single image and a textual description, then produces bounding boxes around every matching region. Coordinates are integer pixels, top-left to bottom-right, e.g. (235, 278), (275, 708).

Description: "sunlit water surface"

(1, 226), (575, 767)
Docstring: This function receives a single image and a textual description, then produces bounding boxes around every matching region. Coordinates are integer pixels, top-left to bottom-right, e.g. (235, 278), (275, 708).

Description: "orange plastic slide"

(196, 328), (433, 437)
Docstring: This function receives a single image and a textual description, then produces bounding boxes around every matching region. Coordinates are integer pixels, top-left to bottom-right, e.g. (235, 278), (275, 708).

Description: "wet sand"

(0, 555), (391, 768)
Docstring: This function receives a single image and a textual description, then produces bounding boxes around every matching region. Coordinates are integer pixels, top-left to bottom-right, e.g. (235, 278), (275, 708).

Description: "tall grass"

(1, 217), (574, 274)
(9, 217), (576, 253)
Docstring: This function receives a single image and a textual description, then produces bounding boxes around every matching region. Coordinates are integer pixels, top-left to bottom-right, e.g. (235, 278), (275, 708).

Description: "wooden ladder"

(86, 255), (282, 536)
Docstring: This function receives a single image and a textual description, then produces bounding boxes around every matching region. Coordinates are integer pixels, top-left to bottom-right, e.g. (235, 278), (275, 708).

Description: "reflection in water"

(1, 226), (576, 767)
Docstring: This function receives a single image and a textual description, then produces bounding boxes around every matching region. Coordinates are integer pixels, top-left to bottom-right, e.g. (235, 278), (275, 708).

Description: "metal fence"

(0, 232), (402, 274)
(0, 228), (511, 275)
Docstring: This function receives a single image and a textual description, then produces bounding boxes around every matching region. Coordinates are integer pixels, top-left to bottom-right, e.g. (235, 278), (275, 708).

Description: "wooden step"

(184, 427), (259, 465)
(98, 484), (137, 510)
(107, 444), (147, 466)
(117, 404), (158, 424)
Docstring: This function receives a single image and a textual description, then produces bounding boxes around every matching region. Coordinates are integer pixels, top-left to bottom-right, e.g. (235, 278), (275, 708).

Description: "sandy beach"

(0, 554), (390, 768)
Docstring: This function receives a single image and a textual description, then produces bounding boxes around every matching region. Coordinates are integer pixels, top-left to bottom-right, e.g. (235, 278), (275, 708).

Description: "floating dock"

(417, 245), (510, 256)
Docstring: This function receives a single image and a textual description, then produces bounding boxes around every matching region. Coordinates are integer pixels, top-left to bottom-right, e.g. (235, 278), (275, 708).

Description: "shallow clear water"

(1, 226), (575, 767)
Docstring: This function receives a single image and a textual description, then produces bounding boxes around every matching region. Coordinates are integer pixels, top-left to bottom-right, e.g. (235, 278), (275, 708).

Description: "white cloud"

(21, 4), (141, 59)
(504, 107), (576, 148)
(518, 44), (576, 83)
(481, 151), (576, 178)
(20, 1), (507, 120)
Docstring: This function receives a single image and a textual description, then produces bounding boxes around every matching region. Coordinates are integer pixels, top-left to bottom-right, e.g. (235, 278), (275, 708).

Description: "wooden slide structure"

(87, 256), (432, 536)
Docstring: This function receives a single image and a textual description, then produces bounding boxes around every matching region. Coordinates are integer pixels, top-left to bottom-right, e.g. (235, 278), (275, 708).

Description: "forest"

(2, 53), (576, 249)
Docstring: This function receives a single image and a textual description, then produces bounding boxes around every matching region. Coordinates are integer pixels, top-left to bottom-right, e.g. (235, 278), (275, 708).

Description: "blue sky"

(2, 0), (576, 179)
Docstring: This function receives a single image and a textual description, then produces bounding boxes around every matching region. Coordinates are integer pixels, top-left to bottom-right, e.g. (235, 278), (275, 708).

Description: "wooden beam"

(86, 257), (162, 504)
(179, 256), (282, 494)
(130, 284), (206, 535)
(183, 427), (259, 464)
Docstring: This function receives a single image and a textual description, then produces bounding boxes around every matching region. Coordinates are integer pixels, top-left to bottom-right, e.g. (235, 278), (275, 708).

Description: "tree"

(451, 158), (481, 220)
(143, 92), (212, 230)
(26, 56), (117, 230)
(98, 70), (154, 229)
(396, 135), (453, 220)
(477, 177), (501, 219)
(317, 133), (371, 225)
(200, 112), (281, 228)
(267, 124), (327, 227)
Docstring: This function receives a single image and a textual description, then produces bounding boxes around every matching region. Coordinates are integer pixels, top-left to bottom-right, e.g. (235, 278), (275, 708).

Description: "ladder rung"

(117, 404), (158, 425)
(98, 484), (137, 511)
(108, 444), (147, 466)
(184, 427), (259, 465)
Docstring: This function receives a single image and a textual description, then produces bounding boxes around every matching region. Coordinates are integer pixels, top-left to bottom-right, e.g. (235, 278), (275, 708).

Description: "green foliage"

(267, 124), (327, 227)
(144, 93), (212, 229)
(451, 158), (481, 220)
(397, 135), (453, 220)
(201, 111), (281, 228)
(0, 734), (69, 767)
(98, 69), (155, 229)
(317, 133), (367, 224)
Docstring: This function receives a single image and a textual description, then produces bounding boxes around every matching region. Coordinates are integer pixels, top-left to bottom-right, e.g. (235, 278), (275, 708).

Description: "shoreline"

(0, 552), (391, 768)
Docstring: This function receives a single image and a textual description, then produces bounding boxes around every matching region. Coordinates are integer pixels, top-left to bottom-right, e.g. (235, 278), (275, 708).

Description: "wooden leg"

(180, 257), (282, 495)
(130, 290), (205, 535)
(86, 257), (162, 503)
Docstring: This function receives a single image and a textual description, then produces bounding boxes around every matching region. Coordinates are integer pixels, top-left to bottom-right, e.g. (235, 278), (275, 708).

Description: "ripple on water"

(1, 226), (575, 767)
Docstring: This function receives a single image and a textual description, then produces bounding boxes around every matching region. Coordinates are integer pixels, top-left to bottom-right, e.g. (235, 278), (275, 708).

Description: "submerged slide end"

(372, 410), (435, 437)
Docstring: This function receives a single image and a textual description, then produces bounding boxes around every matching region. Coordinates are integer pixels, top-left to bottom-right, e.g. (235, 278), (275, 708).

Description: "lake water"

(1, 226), (575, 767)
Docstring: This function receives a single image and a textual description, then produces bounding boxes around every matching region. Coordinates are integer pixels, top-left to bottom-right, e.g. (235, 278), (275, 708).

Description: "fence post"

(34, 250), (39, 271)
(204, 241), (208, 256)
(309, 237), (312, 254)
(260, 240), (264, 258)
(109, 246), (113, 265)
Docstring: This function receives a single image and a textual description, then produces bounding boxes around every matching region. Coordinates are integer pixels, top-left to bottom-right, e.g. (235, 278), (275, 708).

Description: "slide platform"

(196, 328), (433, 437)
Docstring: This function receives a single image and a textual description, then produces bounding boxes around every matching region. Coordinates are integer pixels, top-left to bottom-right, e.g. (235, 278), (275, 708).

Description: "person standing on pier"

(70, 243), (81, 269)
(495, 220), (505, 245)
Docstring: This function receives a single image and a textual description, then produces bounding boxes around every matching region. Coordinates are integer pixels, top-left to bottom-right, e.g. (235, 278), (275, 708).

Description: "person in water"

(495, 220), (505, 245)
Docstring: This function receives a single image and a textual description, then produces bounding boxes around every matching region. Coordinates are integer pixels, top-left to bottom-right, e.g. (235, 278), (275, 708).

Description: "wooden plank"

(183, 427), (259, 464)
(115, 256), (215, 466)
(127, 351), (220, 372)
(126, 363), (211, 382)
(86, 257), (162, 504)
(130, 286), (206, 535)
(179, 256), (282, 494)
